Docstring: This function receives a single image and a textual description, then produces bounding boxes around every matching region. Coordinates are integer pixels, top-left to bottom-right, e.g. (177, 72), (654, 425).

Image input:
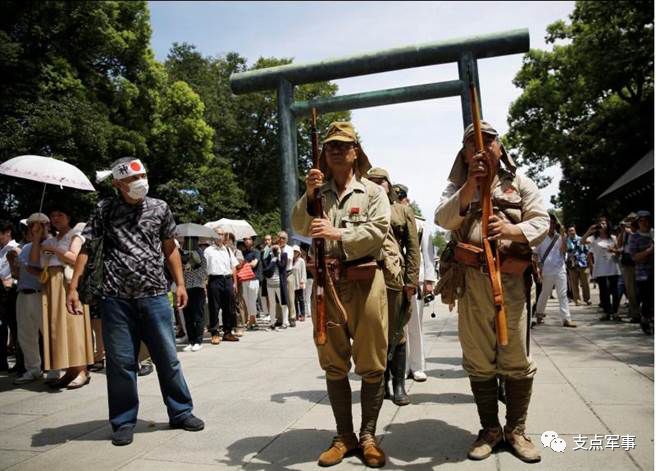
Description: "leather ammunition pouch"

(453, 241), (531, 276)
(308, 257), (380, 283)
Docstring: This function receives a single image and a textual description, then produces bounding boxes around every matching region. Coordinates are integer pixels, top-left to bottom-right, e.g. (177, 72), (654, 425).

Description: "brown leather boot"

(359, 434), (386, 468)
(504, 378), (541, 463)
(468, 425), (503, 460)
(359, 378), (386, 467)
(504, 426), (541, 463)
(468, 378), (501, 460)
(318, 433), (358, 467)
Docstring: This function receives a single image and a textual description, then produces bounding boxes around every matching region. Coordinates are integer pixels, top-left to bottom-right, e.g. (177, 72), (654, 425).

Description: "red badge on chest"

(350, 207), (360, 215)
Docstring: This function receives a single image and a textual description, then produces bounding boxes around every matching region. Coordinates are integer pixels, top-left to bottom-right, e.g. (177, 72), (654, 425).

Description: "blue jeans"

(101, 295), (193, 431)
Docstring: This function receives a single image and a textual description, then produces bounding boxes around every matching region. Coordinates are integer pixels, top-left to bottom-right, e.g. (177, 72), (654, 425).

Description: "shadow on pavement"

(221, 421), (476, 470)
(425, 356), (463, 366)
(382, 418), (476, 468)
(219, 428), (335, 470)
(30, 419), (166, 447)
(270, 389), (472, 406)
(270, 389), (328, 404)
(407, 392), (472, 405)
(425, 368), (467, 379)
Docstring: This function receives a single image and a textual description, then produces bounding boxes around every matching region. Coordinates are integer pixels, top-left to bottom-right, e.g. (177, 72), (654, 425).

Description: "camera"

(423, 293), (435, 304)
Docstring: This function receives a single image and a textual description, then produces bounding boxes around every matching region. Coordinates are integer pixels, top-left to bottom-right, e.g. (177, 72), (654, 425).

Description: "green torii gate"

(229, 29), (529, 233)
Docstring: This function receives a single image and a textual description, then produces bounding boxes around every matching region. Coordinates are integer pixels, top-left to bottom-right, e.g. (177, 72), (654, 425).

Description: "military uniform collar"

(322, 176), (367, 197)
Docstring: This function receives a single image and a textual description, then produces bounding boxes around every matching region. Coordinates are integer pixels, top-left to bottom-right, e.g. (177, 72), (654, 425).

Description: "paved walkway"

(0, 292), (653, 470)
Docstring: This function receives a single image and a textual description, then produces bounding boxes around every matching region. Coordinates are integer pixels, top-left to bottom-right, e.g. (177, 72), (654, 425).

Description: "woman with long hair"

(583, 216), (622, 320)
(31, 203), (93, 388)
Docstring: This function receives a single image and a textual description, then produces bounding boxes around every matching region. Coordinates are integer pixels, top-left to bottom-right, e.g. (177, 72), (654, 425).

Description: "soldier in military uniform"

(435, 121), (549, 463)
(367, 168), (420, 406)
(292, 122), (390, 468)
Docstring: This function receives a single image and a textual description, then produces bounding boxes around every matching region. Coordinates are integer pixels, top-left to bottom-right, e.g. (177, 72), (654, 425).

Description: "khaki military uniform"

(292, 177), (391, 382)
(435, 121), (548, 462)
(435, 167), (548, 380)
(385, 201), (420, 345)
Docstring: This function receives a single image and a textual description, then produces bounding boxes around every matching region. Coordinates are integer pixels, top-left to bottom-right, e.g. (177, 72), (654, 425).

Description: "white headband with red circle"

(96, 159), (146, 182)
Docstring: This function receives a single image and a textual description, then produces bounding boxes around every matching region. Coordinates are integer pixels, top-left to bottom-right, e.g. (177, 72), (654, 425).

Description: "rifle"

(310, 108), (327, 346)
(468, 69), (509, 347)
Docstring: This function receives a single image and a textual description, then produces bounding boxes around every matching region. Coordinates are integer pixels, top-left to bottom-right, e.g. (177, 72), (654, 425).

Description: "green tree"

(409, 201), (423, 218)
(432, 230), (447, 255)
(505, 1), (653, 228)
(0, 1), (214, 223)
(165, 43), (350, 229)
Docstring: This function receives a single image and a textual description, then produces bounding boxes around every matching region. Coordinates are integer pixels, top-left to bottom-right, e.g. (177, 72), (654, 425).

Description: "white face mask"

(127, 178), (149, 200)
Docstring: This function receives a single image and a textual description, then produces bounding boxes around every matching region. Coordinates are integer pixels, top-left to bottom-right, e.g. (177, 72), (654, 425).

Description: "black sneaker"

(111, 425), (134, 446)
(289, 319), (296, 328)
(170, 414), (205, 432)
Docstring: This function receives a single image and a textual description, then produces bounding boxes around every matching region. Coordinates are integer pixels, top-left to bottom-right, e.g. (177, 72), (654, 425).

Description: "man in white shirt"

(394, 185), (437, 383)
(204, 228), (239, 343)
(534, 214), (576, 328)
(0, 220), (21, 372)
(405, 215), (437, 382)
(278, 231), (297, 327)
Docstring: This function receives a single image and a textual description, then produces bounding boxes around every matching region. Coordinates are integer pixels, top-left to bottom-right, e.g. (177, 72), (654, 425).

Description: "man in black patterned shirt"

(67, 157), (204, 446)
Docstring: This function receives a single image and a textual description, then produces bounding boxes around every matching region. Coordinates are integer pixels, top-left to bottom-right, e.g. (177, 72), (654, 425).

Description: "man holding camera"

(534, 214), (577, 328)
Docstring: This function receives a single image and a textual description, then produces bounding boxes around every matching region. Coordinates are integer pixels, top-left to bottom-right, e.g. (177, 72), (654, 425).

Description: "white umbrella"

(0, 155), (95, 210)
(204, 218), (257, 240)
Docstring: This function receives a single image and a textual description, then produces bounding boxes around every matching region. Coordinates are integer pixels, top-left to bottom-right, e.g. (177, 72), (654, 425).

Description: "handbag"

(78, 237), (104, 305)
(236, 262), (256, 282)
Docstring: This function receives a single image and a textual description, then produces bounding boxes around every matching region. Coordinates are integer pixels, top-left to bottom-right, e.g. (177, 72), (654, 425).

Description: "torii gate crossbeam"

(229, 29), (529, 233)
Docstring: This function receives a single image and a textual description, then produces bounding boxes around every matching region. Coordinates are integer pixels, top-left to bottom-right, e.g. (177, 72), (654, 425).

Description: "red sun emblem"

(130, 161), (142, 172)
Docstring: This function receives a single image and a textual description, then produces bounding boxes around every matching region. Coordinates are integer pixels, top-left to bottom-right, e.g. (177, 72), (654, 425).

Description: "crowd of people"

(531, 211), (654, 334)
(0, 215), (318, 386)
(0, 124), (652, 464)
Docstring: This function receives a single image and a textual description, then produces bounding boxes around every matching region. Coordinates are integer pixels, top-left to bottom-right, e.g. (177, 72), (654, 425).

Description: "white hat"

(293, 245), (301, 252)
(26, 213), (49, 224)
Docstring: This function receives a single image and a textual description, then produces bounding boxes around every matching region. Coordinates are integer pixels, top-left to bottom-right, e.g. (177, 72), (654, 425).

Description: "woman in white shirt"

(583, 217), (621, 320)
(31, 205), (93, 389)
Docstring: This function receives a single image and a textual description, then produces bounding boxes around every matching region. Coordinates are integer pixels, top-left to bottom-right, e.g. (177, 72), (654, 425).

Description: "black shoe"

(170, 414), (205, 432)
(289, 319), (296, 328)
(89, 359), (105, 372)
(111, 425), (134, 446)
(138, 363), (153, 377)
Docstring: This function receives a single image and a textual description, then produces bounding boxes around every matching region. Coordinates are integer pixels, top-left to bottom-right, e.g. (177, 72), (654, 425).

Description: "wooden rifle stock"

(310, 108), (327, 346)
(468, 73), (509, 347)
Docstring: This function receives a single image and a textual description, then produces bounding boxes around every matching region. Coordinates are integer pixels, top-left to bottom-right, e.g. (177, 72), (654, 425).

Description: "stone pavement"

(0, 293), (653, 470)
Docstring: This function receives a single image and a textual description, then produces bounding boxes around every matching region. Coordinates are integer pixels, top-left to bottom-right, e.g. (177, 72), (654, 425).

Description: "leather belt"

(19, 289), (40, 294)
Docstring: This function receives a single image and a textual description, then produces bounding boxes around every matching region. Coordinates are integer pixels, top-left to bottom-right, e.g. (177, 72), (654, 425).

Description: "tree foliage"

(505, 1), (653, 229)
(0, 1), (214, 221)
(0, 3), (349, 236)
(165, 43), (350, 228)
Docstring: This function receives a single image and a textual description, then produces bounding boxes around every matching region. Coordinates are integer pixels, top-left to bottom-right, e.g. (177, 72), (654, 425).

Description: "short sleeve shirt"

(82, 196), (176, 299)
(17, 243), (41, 291)
(629, 232), (653, 281)
(0, 240), (18, 280)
